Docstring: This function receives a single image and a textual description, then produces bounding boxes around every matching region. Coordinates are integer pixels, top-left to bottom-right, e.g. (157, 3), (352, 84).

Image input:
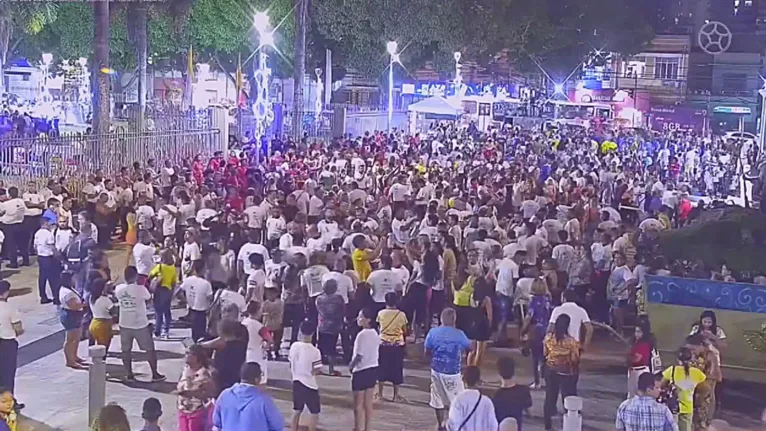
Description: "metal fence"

(114, 105), (214, 132)
(0, 129), (220, 191)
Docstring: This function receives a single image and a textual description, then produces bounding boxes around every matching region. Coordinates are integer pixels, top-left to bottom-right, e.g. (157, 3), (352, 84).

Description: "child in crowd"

(262, 287), (284, 360)
(138, 397), (163, 431)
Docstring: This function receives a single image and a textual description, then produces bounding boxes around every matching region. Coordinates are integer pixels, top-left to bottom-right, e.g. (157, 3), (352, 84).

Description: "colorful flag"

(236, 53), (243, 106)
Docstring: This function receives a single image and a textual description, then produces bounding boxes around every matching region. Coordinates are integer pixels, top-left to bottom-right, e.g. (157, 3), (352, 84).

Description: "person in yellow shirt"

(662, 347), (706, 431)
(148, 250), (178, 339)
(351, 234), (385, 282)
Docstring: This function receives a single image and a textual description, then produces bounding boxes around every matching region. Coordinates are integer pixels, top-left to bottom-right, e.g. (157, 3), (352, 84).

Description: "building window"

(654, 58), (679, 80)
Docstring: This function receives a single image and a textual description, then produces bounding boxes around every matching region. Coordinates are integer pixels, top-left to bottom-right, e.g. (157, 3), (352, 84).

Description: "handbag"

(650, 348), (662, 373)
(658, 366), (680, 414)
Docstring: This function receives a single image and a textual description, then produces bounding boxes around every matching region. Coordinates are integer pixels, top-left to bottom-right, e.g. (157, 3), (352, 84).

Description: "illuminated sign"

(713, 106), (751, 114)
(401, 83), (416, 95)
(403, 81), (517, 98)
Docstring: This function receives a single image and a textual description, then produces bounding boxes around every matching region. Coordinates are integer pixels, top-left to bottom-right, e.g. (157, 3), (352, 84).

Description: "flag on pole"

(236, 53), (243, 106)
(184, 44), (194, 108)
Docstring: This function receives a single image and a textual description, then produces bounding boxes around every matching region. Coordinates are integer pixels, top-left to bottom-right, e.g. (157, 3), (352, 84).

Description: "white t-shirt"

(389, 183), (409, 202)
(495, 258), (519, 297)
(247, 269), (267, 303)
(552, 244), (575, 273)
(196, 208), (217, 230)
(321, 272), (353, 304)
(301, 265), (330, 298)
(0, 198), (26, 225)
(182, 276), (214, 311)
(182, 241), (202, 273)
(242, 316), (267, 365)
(266, 217), (287, 240)
(244, 204), (268, 229)
(367, 269), (397, 303)
(238, 243), (270, 275)
(91, 296), (114, 320)
(157, 205), (177, 237)
(549, 302), (591, 341)
(132, 243), (156, 275)
(219, 290), (246, 320)
(0, 301), (21, 340)
(115, 283), (151, 330)
(289, 341), (322, 390)
(446, 389), (498, 431)
(352, 328), (381, 372)
(135, 205), (155, 230)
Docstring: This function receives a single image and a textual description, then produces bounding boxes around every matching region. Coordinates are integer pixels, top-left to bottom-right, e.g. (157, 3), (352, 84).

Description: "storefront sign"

(649, 105), (706, 132)
(713, 106), (751, 114)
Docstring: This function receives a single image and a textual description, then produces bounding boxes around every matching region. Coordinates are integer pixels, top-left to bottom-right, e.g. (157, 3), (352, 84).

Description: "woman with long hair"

(88, 278), (114, 356)
(441, 235), (459, 302)
(466, 276), (493, 367)
(626, 318), (655, 398)
(542, 314), (580, 431)
(177, 344), (216, 431)
(58, 271), (87, 369)
(91, 404), (130, 431)
(521, 278), (552, 389)
(690, 310), (727, 411)
(662, 346), (707, 431)
(685, 333), (720, 430)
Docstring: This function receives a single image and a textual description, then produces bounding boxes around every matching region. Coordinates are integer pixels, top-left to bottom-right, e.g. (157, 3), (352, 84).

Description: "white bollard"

(88, 345), (107, 426)
(563, 396), (583, 431)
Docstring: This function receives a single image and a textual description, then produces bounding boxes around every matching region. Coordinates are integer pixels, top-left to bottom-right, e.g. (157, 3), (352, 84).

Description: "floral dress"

(177, 365), (214, 415)
(691, 353), (714, 430)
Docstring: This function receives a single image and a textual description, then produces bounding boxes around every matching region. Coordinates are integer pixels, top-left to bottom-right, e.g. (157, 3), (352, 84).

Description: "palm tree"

(93, 0), (110, 135)
(292, 0), (308, 138)
(0, 3), (58, 93)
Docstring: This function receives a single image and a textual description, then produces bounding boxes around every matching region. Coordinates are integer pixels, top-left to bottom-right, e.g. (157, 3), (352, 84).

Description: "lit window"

(654, 58), (679, 80)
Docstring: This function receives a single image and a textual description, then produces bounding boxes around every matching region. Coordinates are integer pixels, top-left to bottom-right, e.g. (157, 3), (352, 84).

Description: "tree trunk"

(92, 0), (111, 136)
(135, 4), (148, 131)
(0, 4), (12, 95)
(291, 0), (308, 139)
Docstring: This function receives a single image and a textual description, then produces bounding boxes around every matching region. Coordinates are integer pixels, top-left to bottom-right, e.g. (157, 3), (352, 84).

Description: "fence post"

(88, 345), (107, 426)
(563, 396), (583, 431)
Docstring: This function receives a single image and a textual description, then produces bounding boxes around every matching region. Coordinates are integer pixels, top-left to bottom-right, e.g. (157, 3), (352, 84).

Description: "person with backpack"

(661, 347), (706, 431)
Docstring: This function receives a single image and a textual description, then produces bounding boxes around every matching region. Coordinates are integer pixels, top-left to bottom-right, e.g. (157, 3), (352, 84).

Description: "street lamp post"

(454, 51), (462, 96)
(387, 41), (398, 134)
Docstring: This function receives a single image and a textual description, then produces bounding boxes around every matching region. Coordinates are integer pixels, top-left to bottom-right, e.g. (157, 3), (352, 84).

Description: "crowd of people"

(0, 121), (762, 431)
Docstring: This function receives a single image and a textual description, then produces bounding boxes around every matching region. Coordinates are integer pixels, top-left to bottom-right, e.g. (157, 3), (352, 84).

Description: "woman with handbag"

(661, 347), (706, 431)
(375, 292), (408, 402)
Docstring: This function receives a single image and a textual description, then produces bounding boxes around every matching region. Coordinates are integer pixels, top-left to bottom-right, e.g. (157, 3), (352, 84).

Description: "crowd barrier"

(0, 129), (221, 193)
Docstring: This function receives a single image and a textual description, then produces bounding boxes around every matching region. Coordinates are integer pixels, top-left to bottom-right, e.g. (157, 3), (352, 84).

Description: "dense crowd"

(0, 122), (760, 431)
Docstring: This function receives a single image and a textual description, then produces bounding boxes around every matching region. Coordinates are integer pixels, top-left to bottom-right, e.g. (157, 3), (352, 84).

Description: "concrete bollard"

(88, 345), (107, 426)
(563, 396), (583, 431)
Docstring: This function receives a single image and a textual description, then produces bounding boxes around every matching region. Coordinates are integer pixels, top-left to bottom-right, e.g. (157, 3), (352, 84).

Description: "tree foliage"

(313, 0), (654, 79)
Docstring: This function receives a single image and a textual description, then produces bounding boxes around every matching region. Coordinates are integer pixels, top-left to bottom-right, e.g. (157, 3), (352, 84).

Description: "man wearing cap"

(0, 280), (23, 410)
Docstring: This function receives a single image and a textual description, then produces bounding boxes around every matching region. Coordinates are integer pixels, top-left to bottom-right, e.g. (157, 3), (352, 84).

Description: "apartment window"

(654, 58), (680, 80)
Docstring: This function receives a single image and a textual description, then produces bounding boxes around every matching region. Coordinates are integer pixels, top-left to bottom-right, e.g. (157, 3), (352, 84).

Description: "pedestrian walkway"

(6, 252), (765, 431)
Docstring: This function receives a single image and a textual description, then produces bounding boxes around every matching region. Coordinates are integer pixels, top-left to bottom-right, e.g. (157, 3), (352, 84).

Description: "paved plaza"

(4, 247), (765, 431)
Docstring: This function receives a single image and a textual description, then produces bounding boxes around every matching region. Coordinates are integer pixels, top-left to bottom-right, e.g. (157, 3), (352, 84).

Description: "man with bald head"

(425, 308), (472, 431)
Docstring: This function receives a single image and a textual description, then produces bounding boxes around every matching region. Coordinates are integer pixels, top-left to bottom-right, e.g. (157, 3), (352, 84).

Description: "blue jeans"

(531, 340), (545, 385)
(153, 287), (173, 336)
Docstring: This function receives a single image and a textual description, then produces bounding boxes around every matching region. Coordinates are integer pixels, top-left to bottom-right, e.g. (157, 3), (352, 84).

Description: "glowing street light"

(41, 53), (53, 65)
(260, 31), (275, 47)
(254, 11), (270, 34)
(554, 83), (564, 94)
(387, 41), (398, 133)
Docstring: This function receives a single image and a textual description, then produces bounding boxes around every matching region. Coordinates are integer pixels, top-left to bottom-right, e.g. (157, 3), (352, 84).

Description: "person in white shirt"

(196, 201), (218, 231)
(265, 207), (287, 249)
(349, 308), (381, 431)
(494, 250), (521, 345)
(0, 280), (23, 402)
(115, 266), (165, 382)
(549, 290), (593, 348)
(241, 301), (274, 384)
(243, 195), (268, 235)
(551, 231), (575, 274)
(181, 261), (214, 341)
(1, 187), (29, 268)
(321, 260), (354, 304)
(135, 195), (156, 231)
(237, 231), (270, 283)
(34, 218), (59, 304)
(23, 181), (45, 257)
(132, 231), (157, 281)
(367, 256), (398, 313)
(181, 229), (202, 277)
(447, 366), (498, 431)
(156, 198), (178, 240)
(289, 321), (323, 431)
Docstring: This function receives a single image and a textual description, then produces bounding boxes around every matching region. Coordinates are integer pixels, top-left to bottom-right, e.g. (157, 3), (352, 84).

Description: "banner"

(649, 105), (706, 132)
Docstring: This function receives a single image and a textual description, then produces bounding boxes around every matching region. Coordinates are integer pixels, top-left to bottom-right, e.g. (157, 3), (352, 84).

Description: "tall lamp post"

(253, 11), (275, 161)
(454, 51), (462, 97)
(387, 41), (399, 134)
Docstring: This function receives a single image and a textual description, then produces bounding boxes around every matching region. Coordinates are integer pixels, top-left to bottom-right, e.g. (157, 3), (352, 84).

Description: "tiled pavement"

(6, 246), (766, 431)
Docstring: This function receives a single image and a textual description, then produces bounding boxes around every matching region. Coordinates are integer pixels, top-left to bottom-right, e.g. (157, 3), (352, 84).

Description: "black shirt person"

(492, 357), (532, 430)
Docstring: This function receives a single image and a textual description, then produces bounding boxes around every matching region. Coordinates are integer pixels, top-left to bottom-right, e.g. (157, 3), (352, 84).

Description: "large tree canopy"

(313, 0), (654, 79)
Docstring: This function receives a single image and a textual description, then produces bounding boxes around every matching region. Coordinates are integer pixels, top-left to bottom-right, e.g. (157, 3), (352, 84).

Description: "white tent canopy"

(407, 95), (462, 116)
